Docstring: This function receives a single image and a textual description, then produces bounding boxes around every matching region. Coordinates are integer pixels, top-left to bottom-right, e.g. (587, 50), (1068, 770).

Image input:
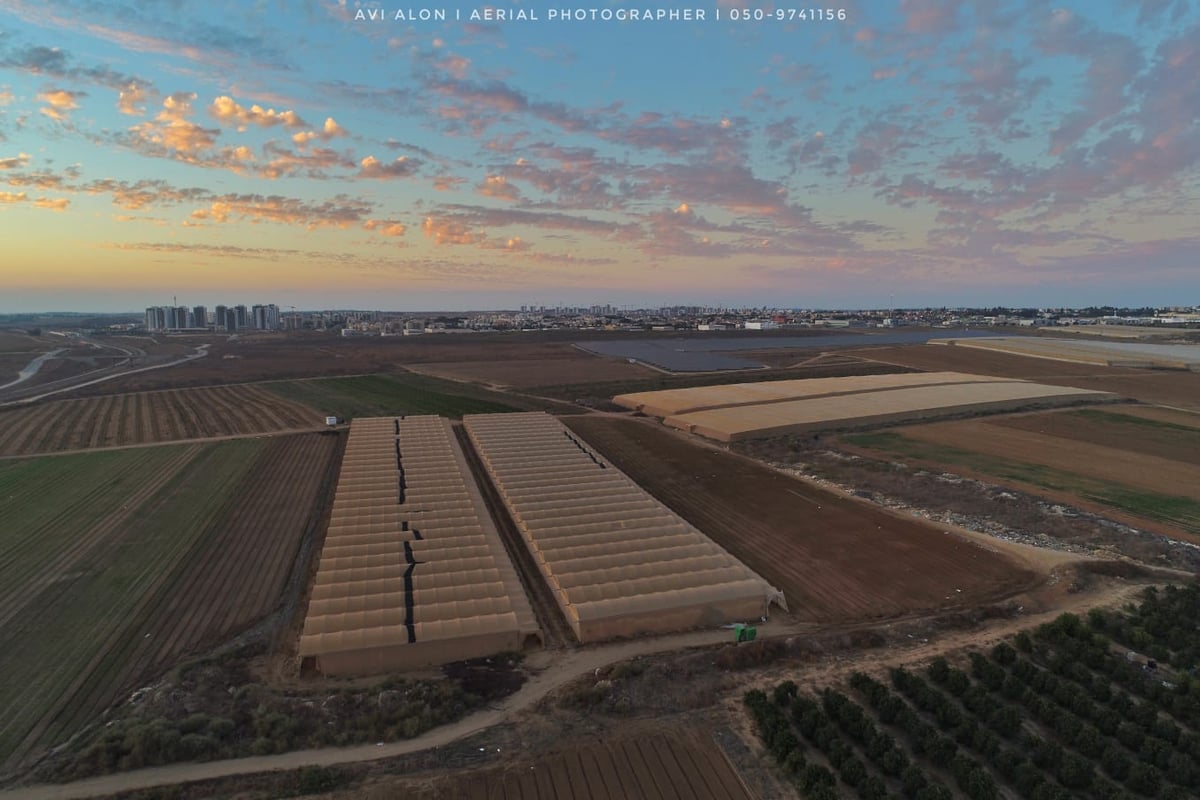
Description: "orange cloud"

(477, 174), (520, 201)
(0, 88), (13, 106)
(358, 155), (418, 179)
(209, 95), (306, 131)
(117, 82), (148, 115)
(130, 92), (220, 154)
(433, 175), (466, 191)
(422, 216), (483, 245)
(363, 219), (407, 237)
(0, 153), (32, 170)
(480, 235), (531, 251)
(257, 145), (349, 179)
(188, 193), (372, 229)
(0, 191), (29, 203)
(34, 197), (69, 211)
(38, 89), (83, 120)
(292, 117), (348, 147)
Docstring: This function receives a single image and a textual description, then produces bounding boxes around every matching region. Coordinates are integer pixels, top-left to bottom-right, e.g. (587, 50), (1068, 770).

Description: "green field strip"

(265, 373), (519, 419)
(0, 440), (264, 767)
(36, 439), (266, 750)
(1066, 407), (1200, 435)
(844, 432), (1200, 534)
(0, 447), (191, 589)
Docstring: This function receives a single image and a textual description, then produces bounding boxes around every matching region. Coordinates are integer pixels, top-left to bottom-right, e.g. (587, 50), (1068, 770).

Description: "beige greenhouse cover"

(463, 412), (784, 643)
(299, 416), (540, 675)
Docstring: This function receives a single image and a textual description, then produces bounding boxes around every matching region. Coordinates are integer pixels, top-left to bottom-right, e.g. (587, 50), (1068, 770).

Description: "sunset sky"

(1, 0), (1198, 312)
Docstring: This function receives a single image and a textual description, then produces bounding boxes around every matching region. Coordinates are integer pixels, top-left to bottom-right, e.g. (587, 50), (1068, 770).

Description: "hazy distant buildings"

(142, 300), (282, 331)
(252, 303), (280, 330)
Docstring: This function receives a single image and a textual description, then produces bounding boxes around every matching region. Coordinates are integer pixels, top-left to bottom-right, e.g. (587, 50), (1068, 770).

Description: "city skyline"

(1, 0), (1198, 312)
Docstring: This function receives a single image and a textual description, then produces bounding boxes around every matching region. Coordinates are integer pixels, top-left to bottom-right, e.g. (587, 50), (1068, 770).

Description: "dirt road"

(1, 627), (759, 800)
(4, 559), (1154, 800)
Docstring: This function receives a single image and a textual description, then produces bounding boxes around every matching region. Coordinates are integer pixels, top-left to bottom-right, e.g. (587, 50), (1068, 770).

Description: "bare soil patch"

(899, 418), (1200, 496)
(563, 416), (1036, 625)
(350, 728), (753, 800)
(411, 354), (657, 388)
(988, 407), (1200, 467)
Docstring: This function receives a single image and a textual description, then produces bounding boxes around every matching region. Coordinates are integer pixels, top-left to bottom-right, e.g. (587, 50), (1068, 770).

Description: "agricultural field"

(262, 372), (572, 420)
(0, 384), (322, 456)
(0, 433), (341, 773)
(840, 406), (1200, 540)
(745, 585), (1200, 800)
(529, 356), (912, 402)
(66, 332), (622, 394)
(563, 417), (1035, 623)
(854, 344), (1200, 411)
(364, 730), (753, 800)
(934, 336), (1200, 370)
(661, 380), (1114, 442)
(409, 353), (658, 389)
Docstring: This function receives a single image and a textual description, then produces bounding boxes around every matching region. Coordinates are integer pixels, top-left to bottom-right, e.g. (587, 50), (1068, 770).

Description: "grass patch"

(844, 431), (1200, 533)
(263, 373), (524, 420)
(0, 441), (265, 766)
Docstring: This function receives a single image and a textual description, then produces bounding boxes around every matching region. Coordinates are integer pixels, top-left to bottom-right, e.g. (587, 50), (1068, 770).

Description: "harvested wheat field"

(0, 384), (322, 456)
(614, 371), (1012, 417)
(664, 381), (1115, 442)
(562, 417), (1035, 624)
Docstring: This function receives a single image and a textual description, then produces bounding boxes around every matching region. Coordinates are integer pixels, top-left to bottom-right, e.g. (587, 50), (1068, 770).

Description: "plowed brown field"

(563, 417), (1034, 623)
(383, 731), (752, 800)
(0, 384), (321, 456)
(855, 344), (1200, 410)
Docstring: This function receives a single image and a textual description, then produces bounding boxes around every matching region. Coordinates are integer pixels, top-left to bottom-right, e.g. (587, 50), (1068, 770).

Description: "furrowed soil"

(563, 416), (1036, 624)
(0, 434), (341, 774)
(365, 729), (753, 800)
(0, 385), (321, 456)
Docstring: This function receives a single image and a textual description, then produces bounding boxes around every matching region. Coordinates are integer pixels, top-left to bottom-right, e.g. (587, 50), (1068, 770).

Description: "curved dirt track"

(4, 560), (1157, 800)
(3, 627), (743, 800)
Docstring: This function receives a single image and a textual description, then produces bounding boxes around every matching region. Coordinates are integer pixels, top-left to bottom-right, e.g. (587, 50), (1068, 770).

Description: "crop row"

(745, 590), (1200, 800)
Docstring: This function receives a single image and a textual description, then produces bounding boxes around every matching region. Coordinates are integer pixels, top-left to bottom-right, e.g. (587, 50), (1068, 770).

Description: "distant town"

(127, 302), (1200, 336)
(0, 303), (1197, 337)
